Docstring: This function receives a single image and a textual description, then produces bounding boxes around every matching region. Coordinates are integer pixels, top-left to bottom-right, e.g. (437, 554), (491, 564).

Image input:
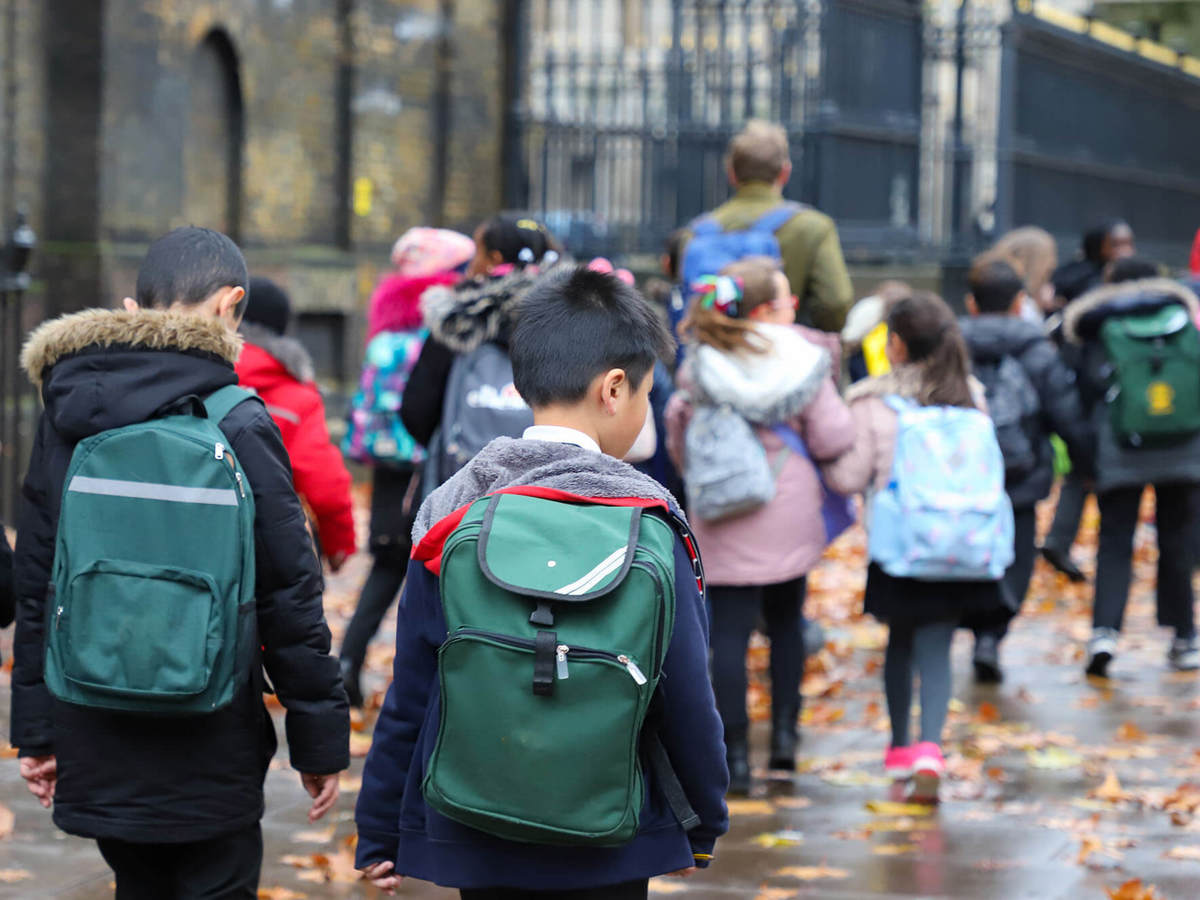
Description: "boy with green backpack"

(356, 265), (729, 898)
(13, 227), (349, 898)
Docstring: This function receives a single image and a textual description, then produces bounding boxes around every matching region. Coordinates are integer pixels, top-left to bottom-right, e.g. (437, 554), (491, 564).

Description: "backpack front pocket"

(423, 630), (650, 846)
(57, 559), (221, 699)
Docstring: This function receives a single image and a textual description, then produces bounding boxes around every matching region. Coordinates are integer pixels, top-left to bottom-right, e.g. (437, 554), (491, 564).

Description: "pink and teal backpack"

(343, 328), (427, 465)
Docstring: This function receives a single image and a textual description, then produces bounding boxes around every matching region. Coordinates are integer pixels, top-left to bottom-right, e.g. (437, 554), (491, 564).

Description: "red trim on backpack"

(412, 486), (703, 593)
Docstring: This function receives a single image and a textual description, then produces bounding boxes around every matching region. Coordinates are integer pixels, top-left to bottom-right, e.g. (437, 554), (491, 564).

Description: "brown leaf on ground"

(1116, 722), (1148, 742)
(1164, 844), (1200, 861)
(338, 775), (362, 793)
(1106, 879), (1162, 900)
(0, 870), (32, 883)
(0, 743), (18, 759)
(647, 878), (689, 894)
(726, 799), (776, 816)
(775, 865), (850, 880)
(1162, 783), (1200, 817)
(872, 843), (919, 855)
(290, 826), (335, 844)
(978, 701), (1001, 723)
(258, 889), (309, 900)
(1090, 769), (1128, 803)
(1078, 835), (1104, 865)
(0, 804), (13, 839)
(753, 889), (798, 900)
(348, 732), (373, 757)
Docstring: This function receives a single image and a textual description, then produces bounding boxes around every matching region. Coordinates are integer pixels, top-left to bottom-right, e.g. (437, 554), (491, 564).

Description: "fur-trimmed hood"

(421, 265), (560, 354)
(239, 321), (314, 383)
(1062, 278), (1200, 344)
(845, 364), (986, 410)
(21, 308), (242, 443)
(413, 436), (680, 546)
(22, 308), (241, 388)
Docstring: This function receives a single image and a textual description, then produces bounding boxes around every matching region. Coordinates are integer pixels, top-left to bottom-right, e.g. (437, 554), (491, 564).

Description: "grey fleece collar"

(239, 321), (316, 382)
(413, 436), (683, 544)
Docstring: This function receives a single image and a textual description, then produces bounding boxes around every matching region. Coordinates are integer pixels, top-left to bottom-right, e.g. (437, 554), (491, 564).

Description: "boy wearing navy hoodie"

(355, 265), (729, 898)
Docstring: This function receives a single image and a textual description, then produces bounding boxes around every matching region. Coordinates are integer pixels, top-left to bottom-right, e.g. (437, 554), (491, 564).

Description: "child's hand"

(19, 755), (57, 809)
(360, 860), (402, 895)
(299, 772), (339, 823)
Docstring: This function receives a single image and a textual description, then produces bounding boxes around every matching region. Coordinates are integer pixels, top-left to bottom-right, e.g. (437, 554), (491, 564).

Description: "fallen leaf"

(978, 701), (1001, 723)
(820, 770), (891, 788)
(772, 796), (813, 810)
(258, 889), (308, 900)
(865, 801), (936, 816)
(1028, 747), (1083, 770)
(1078, 835), (1104, 865)
(1091, 769), (1128, 803)
(338, 775), (362, 793)
(0, 804), (13, 840)
(726, 799), (775, 816)
(647, 878), (689, 894)
(751, 830), (805, 848)
(1106, 880), (1162, 900)
(349, 732), (373, 757)
(1116, 722), (1148, 742)
(0, 743), (18, 760)
(1164, 845), (1200, 861)
(0, 870), (32, 883)
(872, 842), (919, 855)
(753, 889), (798, 900)
(290, 826), (335, 844)
(775, 865), (850, 880)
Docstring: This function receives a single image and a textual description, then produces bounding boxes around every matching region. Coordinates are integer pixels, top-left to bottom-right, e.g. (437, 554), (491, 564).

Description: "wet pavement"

(3, 491), (1200, 898)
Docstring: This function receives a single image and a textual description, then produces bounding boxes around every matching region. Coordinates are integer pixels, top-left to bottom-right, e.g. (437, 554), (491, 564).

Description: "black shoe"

(973, 634), (1003, 684)
(1041, 546), (1087, 583)
(725, 729), (751, 795)
(340, 658), (365, 709)
(769, 709), (800, 771)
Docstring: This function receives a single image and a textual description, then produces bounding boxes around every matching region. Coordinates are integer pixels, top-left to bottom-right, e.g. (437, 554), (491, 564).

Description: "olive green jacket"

(700, 182), (853, 332)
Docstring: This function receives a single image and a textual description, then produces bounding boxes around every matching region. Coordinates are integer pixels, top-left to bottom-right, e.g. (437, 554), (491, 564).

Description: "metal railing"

(1, 212), (36, 525)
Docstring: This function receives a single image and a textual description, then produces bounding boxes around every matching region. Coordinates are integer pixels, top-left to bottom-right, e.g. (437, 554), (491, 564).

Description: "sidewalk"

(4, 492), (1200, 898)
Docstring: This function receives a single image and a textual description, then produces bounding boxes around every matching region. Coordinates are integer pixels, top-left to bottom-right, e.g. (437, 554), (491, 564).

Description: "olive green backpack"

(44, 386), (258, 715)
(423, 491), (700, 846)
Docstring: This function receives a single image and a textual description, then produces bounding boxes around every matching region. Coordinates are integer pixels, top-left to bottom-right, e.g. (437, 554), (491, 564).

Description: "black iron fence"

(0, 213), (36, 525)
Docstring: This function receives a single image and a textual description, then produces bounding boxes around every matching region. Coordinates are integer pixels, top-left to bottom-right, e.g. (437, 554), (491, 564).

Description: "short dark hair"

(1106, 256), (1161, 285)
(969, 257), (1025, 313)
(135, 227), (249, 311)
(478, 214), (559, 269)
(511, 265), (673, 408)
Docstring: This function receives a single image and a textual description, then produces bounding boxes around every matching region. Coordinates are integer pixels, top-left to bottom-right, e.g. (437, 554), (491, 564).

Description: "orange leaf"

(1090, 769), (1127, 803)
(775, 865), (850, 880)
(978, 702), (1001, 724)
(1116, 722), (1147, 742)
(1106, 879), (1161, 900)
(258, 889), (309, 900)
(0, 804), (13, 840)
(0, 870), (32, 884)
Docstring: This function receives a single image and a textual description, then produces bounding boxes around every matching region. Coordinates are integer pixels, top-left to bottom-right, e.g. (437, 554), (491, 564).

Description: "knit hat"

(391, 228), (475, 278)
(244, 277), (291, 336)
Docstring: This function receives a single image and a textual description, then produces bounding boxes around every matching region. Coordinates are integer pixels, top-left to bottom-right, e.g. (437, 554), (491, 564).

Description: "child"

(236, 276), (356, 571)
(340, 228), (475, 707)
(823, 291), (1009, 800)
(961, 256), (1091, 682)
(666, 257), (854, 794)
(356, 265), (728, 898)
(14, 227), (349, 896)
(1060, 261), (1200, 676)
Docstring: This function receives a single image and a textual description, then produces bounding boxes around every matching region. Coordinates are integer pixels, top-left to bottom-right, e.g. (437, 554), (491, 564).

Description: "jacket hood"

(844, 364), (928, 404)
(959, 315), (1046, 363)
(421, 264), (559, 354)
(239, 321), (315, 383)
(368, 272), (458, 339)
(684, 324), (830, 424)
(21, 308), (241, 442)
(413, 436), (682, 546)
(1062, 278), (1200, 344)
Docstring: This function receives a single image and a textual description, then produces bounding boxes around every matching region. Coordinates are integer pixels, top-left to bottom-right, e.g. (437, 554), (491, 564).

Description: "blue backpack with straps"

(679, 203), (803, 294)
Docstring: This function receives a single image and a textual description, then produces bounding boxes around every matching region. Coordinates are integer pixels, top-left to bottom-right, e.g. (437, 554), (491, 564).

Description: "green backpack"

(423, 491), (699, 846)
(1100, 303), (1200, 446)
(45, 386), (258, 715)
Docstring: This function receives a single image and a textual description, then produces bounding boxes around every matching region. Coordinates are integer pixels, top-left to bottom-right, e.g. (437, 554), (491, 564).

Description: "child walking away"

(401, 215), (559, 491)
(356, 265), (728, 897)
(340, 228), (475, 707)
(236, 277), (356, 570)
(961, 257), (1092, 682)
(1060, 267), (1200, 677)
(666, 257), (854, 794)
(13, 227), (349, 898)
(824, 292), (1012, 802)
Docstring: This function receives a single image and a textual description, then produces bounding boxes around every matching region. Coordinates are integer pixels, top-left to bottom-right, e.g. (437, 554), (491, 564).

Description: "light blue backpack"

(868, 396), (1014, 581)
(680, 203), (803, 290)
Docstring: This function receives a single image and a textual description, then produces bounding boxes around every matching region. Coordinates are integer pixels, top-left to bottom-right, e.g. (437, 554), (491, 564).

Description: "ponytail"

(679, 256), (780, 354)
(886, 291), (975, 409)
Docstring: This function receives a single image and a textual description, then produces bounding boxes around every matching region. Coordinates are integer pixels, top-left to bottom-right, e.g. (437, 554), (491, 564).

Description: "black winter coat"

(961, 315), (1093, 509)
(12, 309), (349, 843)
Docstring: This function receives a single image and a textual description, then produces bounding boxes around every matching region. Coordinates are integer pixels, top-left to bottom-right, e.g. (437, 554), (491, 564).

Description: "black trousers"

(1044, 471), (1090, 556)
(709, 577), (807, 733)
(340, 560), (406, 671)
(462, 880), (649, 899)
(97, 823), (262, 900)
(976, 506), (1037, 642)
(1094, 484), (1198, 636)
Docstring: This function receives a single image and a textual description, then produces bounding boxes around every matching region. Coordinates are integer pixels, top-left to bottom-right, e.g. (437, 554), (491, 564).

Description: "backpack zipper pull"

(235, 471), (246, 498)
(215, 442), (225, 460)
(556, 645), (570, 680)
(54, 604), (64, 632)
(618, 655), (647, 685)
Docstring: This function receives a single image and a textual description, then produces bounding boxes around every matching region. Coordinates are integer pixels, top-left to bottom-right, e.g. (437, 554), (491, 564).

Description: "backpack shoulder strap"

(689, 215), (724, 238)
(204, 385), (259, 427)
(882, 394), (915, 415)
(751, 202), (805, 235)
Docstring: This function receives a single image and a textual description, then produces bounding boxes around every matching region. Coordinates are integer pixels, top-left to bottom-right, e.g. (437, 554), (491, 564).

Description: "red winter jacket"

(235, 325), (356, 563)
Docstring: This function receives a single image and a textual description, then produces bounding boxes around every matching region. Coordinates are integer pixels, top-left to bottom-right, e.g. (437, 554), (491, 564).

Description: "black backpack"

(975, 355), (1040, 477)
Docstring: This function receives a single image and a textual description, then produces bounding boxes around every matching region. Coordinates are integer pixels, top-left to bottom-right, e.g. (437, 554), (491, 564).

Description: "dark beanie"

(244, 277), (291, 335)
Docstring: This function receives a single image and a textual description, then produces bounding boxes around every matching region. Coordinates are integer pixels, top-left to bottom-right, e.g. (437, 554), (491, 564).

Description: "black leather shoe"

(1041, 546), (1087, 583)
(769, 709), (800, 771)
(725, 729), (751, 795)
(973, 634), (1003, 684)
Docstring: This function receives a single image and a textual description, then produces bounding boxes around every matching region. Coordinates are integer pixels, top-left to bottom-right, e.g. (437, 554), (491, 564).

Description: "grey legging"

(884, 620), (956, 747)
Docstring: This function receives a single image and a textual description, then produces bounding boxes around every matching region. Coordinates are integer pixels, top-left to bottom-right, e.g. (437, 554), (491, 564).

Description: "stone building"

(0, 0), (508, 381)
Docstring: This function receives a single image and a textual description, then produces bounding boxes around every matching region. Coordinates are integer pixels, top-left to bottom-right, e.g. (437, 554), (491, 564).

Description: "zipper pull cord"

(618, 655), (647, 685)
(556, 645), (570, 680)
(215, 442), (225, 460)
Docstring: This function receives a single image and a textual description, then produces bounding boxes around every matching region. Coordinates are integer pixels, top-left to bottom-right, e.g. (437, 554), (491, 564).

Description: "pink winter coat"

(666, 326), (855, 587)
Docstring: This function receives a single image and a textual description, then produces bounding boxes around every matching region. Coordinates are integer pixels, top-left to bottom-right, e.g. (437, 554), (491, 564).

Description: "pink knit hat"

(390, 228), (476, 278)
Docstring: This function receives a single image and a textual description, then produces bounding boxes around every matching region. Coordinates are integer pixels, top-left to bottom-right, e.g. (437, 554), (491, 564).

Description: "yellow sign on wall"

(353, 177), (373, 218)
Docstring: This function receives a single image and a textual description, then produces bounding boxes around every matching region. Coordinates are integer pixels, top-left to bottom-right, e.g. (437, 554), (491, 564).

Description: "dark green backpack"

(1100, 303), (1200, 446)
(423, 491), (698, 846)
(45, 386), (258, 715)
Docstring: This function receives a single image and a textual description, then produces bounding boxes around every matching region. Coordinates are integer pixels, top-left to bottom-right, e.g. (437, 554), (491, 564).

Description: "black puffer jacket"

(960, 315), (1093, 509)
(12, 309), (349, 843)
(1062, 278), (1200, 494)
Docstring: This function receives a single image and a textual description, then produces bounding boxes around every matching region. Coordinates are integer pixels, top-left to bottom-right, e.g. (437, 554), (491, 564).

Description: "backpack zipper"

(449, 628), (648, 684)
(215, 442), (225, 460)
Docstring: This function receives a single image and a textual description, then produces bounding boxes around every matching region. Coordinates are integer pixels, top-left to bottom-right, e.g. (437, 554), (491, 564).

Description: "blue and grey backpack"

(679, 203), (803, 292)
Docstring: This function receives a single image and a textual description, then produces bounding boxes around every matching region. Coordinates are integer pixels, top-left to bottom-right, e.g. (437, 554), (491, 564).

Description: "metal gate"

(504, 0), (923, 259)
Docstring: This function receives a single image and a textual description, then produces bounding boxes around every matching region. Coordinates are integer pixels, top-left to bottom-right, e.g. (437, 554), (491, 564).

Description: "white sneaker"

(1168, 636), (1200, 672)
(1086, 628), (1119, 678)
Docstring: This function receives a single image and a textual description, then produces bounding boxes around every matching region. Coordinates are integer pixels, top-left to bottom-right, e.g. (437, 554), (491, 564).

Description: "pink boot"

(910, 742), (945, 803)
(884, 745), (915, 779)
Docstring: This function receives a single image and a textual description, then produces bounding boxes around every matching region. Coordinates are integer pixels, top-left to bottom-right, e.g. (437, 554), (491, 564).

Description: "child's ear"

(599, 368), (627, 413)
(217, 286), (246, 320)
(965, 294), (979, 317)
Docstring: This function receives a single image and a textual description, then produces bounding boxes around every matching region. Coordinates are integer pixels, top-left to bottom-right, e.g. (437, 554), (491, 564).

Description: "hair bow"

(690, 275), (743, 317)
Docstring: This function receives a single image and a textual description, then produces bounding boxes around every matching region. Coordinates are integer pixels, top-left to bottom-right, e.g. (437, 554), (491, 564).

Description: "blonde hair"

(727, 120), (790, 185)
(992, 227), (1057, 297)
(679, 256), (780, 354)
